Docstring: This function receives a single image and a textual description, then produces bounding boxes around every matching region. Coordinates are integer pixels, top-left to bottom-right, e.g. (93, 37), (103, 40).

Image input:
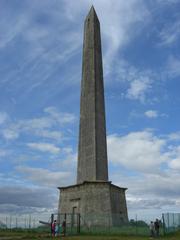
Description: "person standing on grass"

(154, 219), (160, 237)
(149, 221), (155, 238)
(51, 220), (56, 237)
(55, 222), (59, 237)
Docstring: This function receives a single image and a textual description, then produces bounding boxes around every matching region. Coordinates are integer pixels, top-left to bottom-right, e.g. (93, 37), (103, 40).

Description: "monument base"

(58, 181), (128, 226)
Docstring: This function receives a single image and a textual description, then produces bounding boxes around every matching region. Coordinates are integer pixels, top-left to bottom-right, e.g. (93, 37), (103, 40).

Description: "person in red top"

(51, 220), (56, 237)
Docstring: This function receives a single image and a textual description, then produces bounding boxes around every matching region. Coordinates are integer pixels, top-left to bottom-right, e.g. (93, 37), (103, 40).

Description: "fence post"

(51, 214), (54, 235)
(108, 213), (110, 233)
(24, 217), (27, 229)
(6, 216), (7, 229)
(162, 214), (166, 236)
(167, 213), (169, 232)
(29, 215), (32, 229)
(33, 218), (35, 229)
(77, 214), (80, 234)
(10, 215), (12, 230)
(57, 213), (60, 227)
(64, 213), (67, 236)
(51, 213), (54, 224)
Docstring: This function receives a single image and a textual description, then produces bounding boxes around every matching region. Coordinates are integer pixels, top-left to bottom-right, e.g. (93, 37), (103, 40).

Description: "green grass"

(0, 229), (180, 240)
(80, 226), (150, 235)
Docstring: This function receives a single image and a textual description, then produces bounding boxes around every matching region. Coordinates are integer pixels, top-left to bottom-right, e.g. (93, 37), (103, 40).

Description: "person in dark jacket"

(154, 219), (160, 237)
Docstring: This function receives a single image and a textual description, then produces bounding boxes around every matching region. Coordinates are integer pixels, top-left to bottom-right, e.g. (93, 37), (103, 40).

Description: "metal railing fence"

(162, 213), (180, 233)
(1, 213), (179, 236)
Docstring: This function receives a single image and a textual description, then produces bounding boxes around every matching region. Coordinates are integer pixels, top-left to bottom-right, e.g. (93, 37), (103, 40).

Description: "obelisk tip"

(86, 5), (98, 20)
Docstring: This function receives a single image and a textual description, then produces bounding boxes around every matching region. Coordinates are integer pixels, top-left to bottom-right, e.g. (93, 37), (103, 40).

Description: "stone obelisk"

(77, 6), (108, 184)
(58, 6), (128, 226)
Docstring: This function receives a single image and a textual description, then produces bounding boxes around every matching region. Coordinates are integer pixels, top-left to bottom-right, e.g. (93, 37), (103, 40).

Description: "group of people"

(149, 219), (160, 238)
(51, 219), (66, 237)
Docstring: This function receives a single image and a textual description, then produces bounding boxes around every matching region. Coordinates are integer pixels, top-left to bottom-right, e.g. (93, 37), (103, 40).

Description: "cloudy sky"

(0, 0), (180, 221)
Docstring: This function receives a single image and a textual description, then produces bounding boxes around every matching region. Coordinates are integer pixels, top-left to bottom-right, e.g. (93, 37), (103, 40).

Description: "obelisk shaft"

(77, 7), (108, 184)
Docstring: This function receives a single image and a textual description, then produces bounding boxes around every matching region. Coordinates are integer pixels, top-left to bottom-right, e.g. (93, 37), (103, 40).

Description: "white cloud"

(0, 10), (28, 49)
(168, 145), (180, 170)
(159, 19), (180, 46)
(0, 184), (59, 215)
(1, 116), (53, 141)
(0, 150), (7, 157)
(113, 60), (154, 102)
(16, 166), (72, 187)
(0, 1), (82, 94)
(167, 56), (180, 78)
(27, 142), (60, 154)
(0, 107), (75, 141)
(127, 198), (176, 210)
(169, 132), (180, 141)
(110, 169), (180, 219)
(0, 204), (55, 215)
(34, 130), (62, 140)
(107, 130), (180, 212)
(0, 112), (8, 125)
(126, 77), (152, 102)
(0, 186), (56, 208)
(107, 131), (168, 172)
(145, 110), (158, 118)
(0, 1), (151, 101)
(2, 128), (19, 140)
(61, 151), (77, 168)
(169, 158), (180, 170)
(22, 117), (53, 130)
(44, 107), (76, 124)
(63, 0), (150, 74)
(144, 110), (167, 119)
(112, 170), (180, 201)
(157, 0), (179, 4)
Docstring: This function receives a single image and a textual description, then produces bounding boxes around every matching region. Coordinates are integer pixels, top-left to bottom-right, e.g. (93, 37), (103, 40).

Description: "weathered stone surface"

(58, 6), (128, 225)
(77, 6), (108, 184)
(110, 184), (128, 225)
(58, 181), (128, 226)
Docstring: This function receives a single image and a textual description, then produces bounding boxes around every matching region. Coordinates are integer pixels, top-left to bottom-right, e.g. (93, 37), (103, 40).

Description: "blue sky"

(0, 0), (180, 221)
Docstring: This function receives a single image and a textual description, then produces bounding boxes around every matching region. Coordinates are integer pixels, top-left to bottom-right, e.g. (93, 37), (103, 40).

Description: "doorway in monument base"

(73, 206), (77, 214)
(72, 206), (77, 226)
(70, 198), (80, 213)
(70, 198), (80, 226)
